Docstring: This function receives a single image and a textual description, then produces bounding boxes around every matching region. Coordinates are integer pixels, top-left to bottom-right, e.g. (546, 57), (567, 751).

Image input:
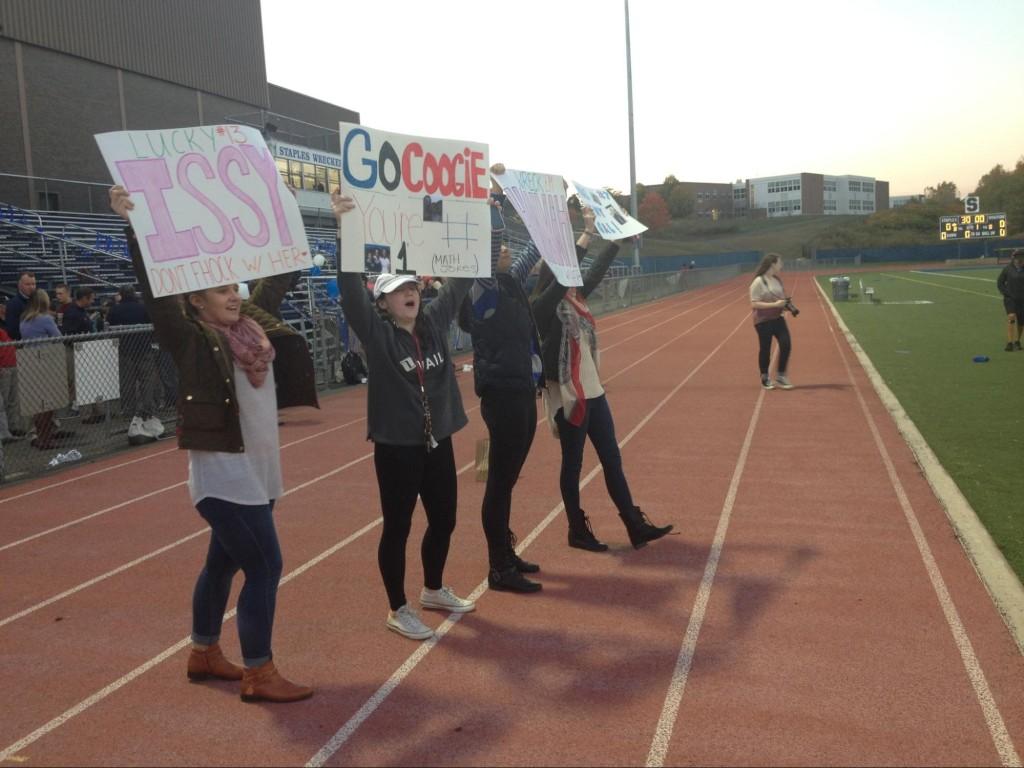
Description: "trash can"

(830, 276), (850, 301)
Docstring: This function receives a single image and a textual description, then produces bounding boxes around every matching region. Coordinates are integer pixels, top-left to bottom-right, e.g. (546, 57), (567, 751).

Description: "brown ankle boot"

(187, 643), (244, 682)
(240, 661), (313, 703)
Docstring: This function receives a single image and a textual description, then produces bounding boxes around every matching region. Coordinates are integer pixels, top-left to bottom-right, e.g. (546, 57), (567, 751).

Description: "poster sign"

(572, 181), (647, 239)
(338, 122), (490, 277)
(95, 125), (311, 297)
(493, 169), (581, 287)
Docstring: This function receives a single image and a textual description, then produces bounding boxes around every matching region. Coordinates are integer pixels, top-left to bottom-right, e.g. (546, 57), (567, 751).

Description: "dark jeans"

(755, 317), (792, 376)
(374, 437), (458, 611)
(192, 497), (282, 667)
(480, 388), (537, 568)
(555, 394), (634, 524)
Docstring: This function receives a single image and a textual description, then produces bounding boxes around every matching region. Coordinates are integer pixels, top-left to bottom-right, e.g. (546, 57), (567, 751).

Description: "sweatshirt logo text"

(400, 352), (445, 373)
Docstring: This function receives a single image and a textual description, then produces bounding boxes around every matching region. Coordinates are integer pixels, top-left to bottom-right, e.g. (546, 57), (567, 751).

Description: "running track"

(1, 275), (1021, 767)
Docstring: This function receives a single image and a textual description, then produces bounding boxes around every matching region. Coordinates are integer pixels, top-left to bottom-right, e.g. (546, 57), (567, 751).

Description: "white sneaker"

(774, 374), (795, 390)
(142, 416), (165, 438)
(127, 416), (155, 445)
(386, 605), (434, 640)
(420, 586), (476, 614)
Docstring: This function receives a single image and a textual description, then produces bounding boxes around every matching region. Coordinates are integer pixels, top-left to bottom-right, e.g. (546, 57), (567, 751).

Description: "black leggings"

(374, 437), (458, 611)
(755, 317), (792, 375)
(480, 388), (537, 568)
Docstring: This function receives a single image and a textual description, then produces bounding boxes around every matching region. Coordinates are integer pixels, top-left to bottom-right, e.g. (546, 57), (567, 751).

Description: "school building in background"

(731, 173), (890, 217)
(0, 0), (359, 216)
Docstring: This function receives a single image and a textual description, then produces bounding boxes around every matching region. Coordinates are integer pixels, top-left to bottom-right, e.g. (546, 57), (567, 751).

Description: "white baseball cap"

(373, 273), (419, 300)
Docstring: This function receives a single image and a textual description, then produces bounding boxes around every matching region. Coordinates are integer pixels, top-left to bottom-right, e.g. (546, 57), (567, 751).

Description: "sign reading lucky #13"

(95, 125), (311, 298)
(338, 122), (491, 278)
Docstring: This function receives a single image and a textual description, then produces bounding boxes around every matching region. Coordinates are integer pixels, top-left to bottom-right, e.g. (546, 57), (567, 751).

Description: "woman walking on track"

(110, 185), (316, 704)
(332, 190), (477, 642)
(459, 164), (544, 594)
(997, 248), (1024, 351)
(531, 214), (674, 553)
(749, 252), (796, 390)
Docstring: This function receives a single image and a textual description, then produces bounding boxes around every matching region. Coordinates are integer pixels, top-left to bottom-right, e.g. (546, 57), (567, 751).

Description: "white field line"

(814, 282), (1021, 767)
(646, 390), (765, 767)
(0, 415), (370, 552)
(911, 271), (998, 282)
(0, 291), (745, 629)
(886, 273), (999, 299)
(304, 312), (751, 768)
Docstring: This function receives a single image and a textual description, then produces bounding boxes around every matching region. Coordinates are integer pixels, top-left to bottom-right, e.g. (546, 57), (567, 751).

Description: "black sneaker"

(1006, 342), (1015, 352)
(1016, 341), (1022, 351)
(568, 514), (608, 552)
(761, 375), (775, 390)
(488, 566), (542, 593)
(507, 530), (540, 573)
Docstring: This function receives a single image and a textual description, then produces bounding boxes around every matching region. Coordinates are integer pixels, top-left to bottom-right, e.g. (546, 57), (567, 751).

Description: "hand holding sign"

(572, 180), (647, 240)
(109, 185), (133, 221)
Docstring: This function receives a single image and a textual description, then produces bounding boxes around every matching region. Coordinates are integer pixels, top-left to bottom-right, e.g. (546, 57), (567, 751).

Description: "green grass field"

(817, 267), (1024, 583)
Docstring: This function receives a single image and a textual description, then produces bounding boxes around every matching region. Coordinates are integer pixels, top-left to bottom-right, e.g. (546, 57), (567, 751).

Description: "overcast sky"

(261, 0), (1024, 197)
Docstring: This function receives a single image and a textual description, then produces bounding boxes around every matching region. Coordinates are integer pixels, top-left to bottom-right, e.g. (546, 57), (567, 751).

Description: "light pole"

(625, 0), (640, 268)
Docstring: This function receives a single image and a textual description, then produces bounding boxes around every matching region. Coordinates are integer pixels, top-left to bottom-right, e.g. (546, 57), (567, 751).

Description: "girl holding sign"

(110, 185), (317, 704)
(457, 166), (545, 594)
(332, 190), (477, 642)
(531, 223), (674, 552)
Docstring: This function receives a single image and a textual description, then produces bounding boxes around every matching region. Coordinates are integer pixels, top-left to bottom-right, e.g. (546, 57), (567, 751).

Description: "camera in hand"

(784, 298), (800, 317)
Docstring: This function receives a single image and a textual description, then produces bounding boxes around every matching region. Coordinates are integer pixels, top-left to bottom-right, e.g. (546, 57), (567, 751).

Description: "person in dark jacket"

(111, 185), (315, 704)
(531, 223), (673, 553)
(4, 271), (37, 340)
(457, 165), (546, 593)
(997, 249), (1024, 351)
(61, 287), (95, 335)
(333, 189), (476, 642)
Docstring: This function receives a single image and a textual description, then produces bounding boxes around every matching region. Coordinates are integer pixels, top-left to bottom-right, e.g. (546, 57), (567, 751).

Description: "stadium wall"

(818, 239), (1024, 263)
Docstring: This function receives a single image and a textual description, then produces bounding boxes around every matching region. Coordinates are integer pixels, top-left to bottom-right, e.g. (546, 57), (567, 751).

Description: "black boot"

(507, 529), (540, 573)
(568, 510), (608, 552)
(619, 507), (673, 550)
(489, 564), (542, 593)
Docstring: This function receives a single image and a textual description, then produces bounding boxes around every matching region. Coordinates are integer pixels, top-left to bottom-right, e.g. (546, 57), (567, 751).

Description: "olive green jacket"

(127, 229), (318, 453)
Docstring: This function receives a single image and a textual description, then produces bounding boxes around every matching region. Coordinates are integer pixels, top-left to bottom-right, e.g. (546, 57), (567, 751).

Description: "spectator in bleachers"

(107, 285), (163, 444)
(4, 271), (37, 340)
(0, 301), (20, 443)
(20, 289), (61, 449)
(54, 283), (72, 330)
(61, 287), (95, 335)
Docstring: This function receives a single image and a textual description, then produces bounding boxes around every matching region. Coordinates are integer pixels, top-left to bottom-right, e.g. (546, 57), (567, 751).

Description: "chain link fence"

(0, 263), (745, 485)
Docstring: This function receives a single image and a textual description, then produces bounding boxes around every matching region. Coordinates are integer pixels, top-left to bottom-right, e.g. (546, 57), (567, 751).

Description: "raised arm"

(580, 241), (620, 300)
(424, 277), (474, 330)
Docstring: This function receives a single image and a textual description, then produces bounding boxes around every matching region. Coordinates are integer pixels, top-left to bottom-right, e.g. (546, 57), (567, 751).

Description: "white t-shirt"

(749, 274), (785, 324)
(188, 364), (282, 506)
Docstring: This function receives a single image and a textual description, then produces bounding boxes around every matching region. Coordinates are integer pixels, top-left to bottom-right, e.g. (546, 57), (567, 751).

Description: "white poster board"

(493, 169), (581, 287)
(74, 339), (120, 406)
(338, 122), (490, 278)
(95, 125), (311, 297)
(18, 345), (68, 418)
(572, 181), (647, 239)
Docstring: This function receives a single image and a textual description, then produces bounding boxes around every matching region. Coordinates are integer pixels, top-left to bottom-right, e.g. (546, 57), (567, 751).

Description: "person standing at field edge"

(997, 249), (1024, 352)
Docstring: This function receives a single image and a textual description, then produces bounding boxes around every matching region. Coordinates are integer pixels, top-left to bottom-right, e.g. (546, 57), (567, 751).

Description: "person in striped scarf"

(531, 210), (673, 552)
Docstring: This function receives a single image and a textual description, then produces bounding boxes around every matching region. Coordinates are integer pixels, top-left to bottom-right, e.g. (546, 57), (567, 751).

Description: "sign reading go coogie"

(338, 122), (491, 278)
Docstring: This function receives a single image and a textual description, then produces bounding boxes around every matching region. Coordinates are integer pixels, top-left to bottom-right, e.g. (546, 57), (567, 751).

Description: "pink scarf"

(204, 316), (276, 388)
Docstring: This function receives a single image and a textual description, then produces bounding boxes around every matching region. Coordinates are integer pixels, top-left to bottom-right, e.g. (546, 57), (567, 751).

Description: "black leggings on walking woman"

(374, 437), (458, 611)
(755, 317), (791, 375)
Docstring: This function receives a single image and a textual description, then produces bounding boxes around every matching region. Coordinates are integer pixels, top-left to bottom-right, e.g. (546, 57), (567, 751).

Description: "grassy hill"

(637, 215), (867, 260)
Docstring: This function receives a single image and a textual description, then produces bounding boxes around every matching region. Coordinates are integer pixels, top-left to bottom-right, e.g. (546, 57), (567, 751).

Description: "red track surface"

(1, 276), (1021, 767)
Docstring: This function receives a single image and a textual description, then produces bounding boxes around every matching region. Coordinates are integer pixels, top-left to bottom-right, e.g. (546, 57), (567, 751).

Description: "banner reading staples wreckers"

(95, 125), (311, 298)
(492, 168), (582, 287)
(571, 180), (647, 240)
(337, 122), (491, 278)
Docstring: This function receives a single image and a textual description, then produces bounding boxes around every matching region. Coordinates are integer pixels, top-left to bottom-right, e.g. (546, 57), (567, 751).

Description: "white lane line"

(645, 391), (765, 767)
(815, 284), (1020, 767)
(911, 271), (998, 282)
(886, 273), (999, 299)
(0, 415), (369, 552)
(305, 312), (751, 768)
(0, 516), (384, 765)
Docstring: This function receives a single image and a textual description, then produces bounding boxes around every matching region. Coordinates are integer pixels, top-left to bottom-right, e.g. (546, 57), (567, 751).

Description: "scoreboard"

(939, 212), (1007, 240)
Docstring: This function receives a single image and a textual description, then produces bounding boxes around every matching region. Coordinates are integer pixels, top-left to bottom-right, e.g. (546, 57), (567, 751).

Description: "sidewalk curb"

(816, 280), (1024, 656)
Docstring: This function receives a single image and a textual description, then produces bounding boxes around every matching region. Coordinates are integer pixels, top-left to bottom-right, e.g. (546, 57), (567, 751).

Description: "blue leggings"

(192, 498), (282, 668)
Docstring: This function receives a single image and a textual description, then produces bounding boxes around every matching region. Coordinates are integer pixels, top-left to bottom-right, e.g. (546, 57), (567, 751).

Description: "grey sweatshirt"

(339, 273), (472, 446)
